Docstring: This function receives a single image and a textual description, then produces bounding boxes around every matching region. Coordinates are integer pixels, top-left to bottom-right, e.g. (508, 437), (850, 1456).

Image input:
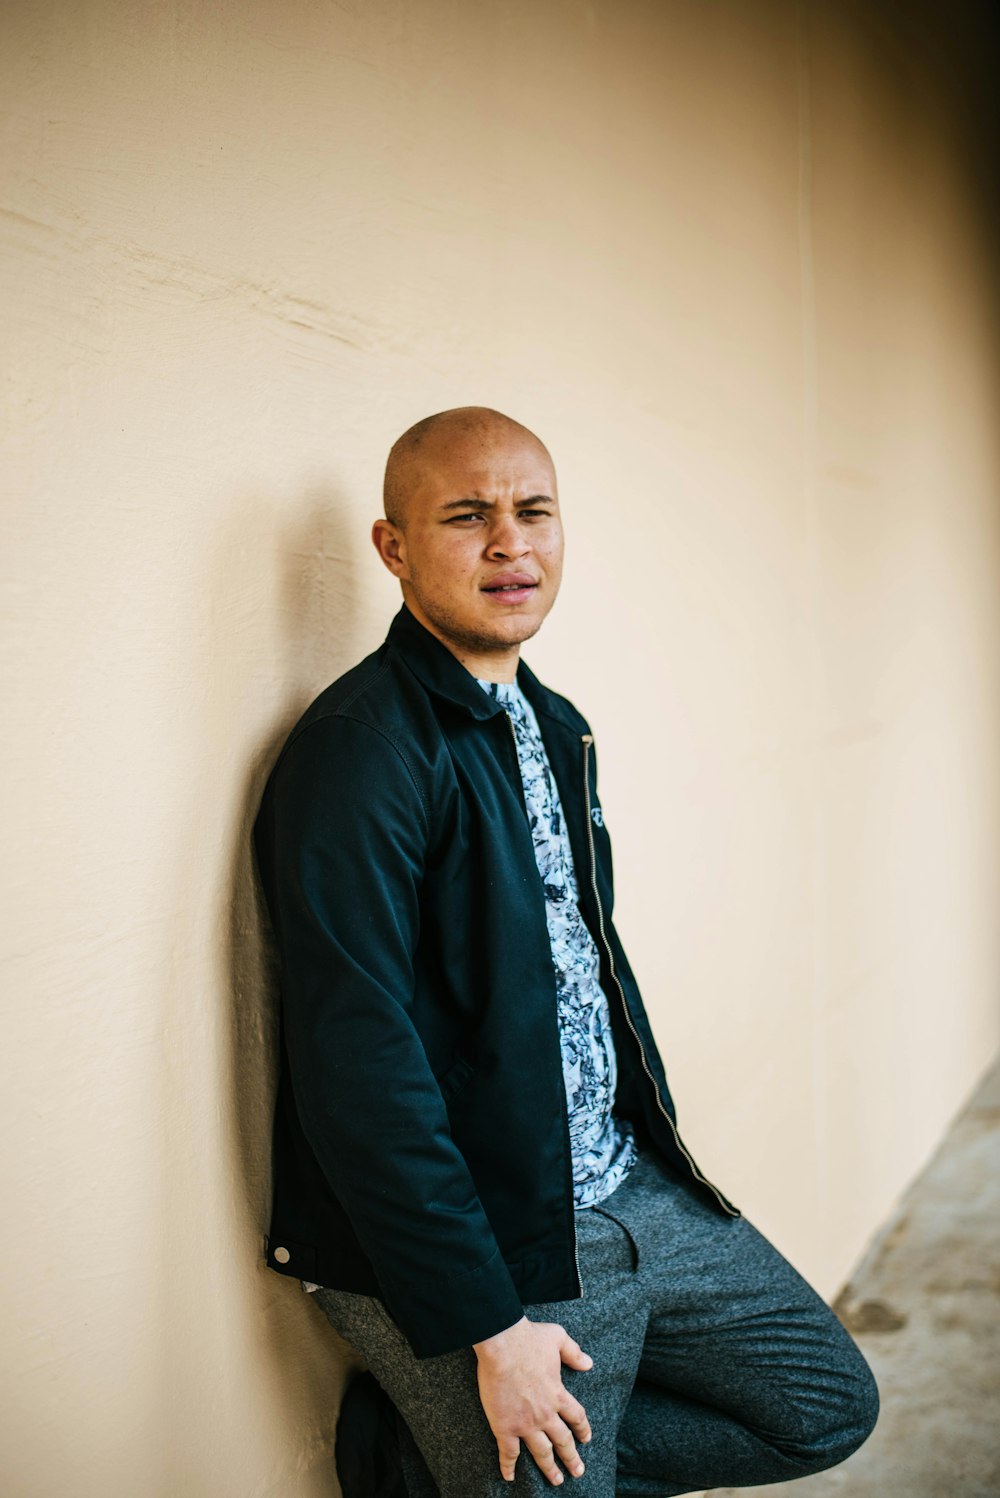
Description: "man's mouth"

(481, 574), (539, 599)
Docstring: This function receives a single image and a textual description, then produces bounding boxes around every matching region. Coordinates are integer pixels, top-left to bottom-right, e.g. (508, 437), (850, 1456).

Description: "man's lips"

(481, 577), (539, 604)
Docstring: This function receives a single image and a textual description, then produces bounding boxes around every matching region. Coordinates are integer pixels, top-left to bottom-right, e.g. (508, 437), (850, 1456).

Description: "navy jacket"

(252, 601), (740, 1359)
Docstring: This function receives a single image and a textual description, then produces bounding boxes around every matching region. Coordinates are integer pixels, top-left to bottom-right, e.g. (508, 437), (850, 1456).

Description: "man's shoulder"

(264, 632), (438, 787)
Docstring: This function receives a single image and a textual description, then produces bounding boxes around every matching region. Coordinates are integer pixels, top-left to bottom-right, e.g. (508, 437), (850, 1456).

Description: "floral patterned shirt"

(475, 675), (637, 1209)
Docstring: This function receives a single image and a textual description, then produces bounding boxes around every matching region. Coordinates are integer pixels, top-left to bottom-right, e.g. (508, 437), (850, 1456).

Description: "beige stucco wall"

(3, 1), (999, 1493)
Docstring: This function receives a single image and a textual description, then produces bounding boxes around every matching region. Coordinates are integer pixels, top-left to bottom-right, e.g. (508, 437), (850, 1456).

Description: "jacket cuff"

(386, 1244), (526, 1361)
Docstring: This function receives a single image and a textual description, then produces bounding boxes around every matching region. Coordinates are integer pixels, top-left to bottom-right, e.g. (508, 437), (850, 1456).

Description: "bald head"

(371, 404), (563, 668)
(383, 406), (553, 530)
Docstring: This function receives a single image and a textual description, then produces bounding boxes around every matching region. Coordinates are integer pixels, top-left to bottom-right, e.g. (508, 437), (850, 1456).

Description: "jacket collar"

(385, 601), (581, 731)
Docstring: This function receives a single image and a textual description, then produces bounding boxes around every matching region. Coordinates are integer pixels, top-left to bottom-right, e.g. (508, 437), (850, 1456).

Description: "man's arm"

(254, 712), (525, 1358)
(257, 711), (594, 1482)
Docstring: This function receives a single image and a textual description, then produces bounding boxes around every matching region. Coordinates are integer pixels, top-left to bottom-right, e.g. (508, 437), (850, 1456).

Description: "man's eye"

(521, 509), (551, 519)
(445, 513), (484, 523)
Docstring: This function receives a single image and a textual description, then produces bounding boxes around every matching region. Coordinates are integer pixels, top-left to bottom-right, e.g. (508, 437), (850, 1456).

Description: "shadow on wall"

(225, 484), (375, 1474)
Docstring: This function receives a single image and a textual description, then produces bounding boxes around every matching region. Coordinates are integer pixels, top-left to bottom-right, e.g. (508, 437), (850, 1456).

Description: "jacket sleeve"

(253, 711), (525, 1359)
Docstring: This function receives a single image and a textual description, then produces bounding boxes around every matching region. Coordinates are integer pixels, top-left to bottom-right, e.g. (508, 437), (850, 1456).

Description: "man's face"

(375, 427), (564, 658)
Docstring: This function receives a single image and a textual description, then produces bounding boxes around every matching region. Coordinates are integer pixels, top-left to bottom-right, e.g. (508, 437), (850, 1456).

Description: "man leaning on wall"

(251, 407), (880, 1496)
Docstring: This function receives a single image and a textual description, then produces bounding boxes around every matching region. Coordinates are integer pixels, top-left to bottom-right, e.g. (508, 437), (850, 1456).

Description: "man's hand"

(473, 1315), (593, 1485)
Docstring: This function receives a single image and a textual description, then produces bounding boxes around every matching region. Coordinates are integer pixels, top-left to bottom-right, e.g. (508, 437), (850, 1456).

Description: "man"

(252, 407), (879, 1496)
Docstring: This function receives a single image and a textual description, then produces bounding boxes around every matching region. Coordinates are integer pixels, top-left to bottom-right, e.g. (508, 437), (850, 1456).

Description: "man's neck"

(402, 599), (521, 683)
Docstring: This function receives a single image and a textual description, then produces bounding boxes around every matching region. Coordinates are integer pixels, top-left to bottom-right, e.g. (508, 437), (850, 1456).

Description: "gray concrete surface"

(707, 1055), (1000, 1498)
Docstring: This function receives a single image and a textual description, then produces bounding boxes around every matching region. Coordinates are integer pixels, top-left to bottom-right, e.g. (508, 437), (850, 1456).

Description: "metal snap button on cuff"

(274, 1246), (291, 1264)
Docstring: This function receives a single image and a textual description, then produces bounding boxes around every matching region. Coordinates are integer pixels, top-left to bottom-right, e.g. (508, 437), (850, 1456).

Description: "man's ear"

(371, 518), (409, 580)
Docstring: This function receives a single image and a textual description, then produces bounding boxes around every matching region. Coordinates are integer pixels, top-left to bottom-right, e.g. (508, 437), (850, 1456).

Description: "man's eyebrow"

(437, 494), (555, 511)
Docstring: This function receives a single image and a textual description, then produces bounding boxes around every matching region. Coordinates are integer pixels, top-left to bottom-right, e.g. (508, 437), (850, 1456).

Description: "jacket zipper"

(580, 733), (739, 1218)
(504, 709), (584, 1297)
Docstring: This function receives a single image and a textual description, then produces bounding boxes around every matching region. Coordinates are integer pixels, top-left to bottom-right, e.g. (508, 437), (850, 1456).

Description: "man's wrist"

(473, 1314), (529, 1362)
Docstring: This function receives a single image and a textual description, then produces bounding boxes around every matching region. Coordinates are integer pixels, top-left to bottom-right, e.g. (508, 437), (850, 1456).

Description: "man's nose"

(485, 513), (531, 558)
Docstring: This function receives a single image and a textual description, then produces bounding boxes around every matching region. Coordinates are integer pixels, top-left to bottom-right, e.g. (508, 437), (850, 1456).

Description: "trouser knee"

(777, 1348), (880, 1474)
(827, 1355), (879, 1463)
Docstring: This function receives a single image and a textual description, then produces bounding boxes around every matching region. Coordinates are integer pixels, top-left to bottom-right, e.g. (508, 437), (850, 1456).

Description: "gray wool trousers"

(312, 1149), (879, 1497)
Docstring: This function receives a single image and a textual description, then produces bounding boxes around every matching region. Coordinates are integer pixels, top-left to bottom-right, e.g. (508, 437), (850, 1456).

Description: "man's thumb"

(560, 1335), (594, 1369)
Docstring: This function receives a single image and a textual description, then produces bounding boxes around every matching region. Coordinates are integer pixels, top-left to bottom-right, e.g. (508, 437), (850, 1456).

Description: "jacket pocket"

(435, 1054), (475, 1104)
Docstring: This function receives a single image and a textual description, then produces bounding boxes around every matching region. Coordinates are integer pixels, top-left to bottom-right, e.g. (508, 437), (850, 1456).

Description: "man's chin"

(445, 612), (546, 655)
(405, 590), (552, 654)
(480, 610), (547, 647)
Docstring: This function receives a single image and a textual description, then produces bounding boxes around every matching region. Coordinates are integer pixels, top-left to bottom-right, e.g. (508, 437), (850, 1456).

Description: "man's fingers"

(566, 1412), (592, 1447)
(525, 1433), (564, 1486)
(559, 1392), (592, 1444)
(497, 1435), (520, 1482)
(547, 1418), (586, 1479)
